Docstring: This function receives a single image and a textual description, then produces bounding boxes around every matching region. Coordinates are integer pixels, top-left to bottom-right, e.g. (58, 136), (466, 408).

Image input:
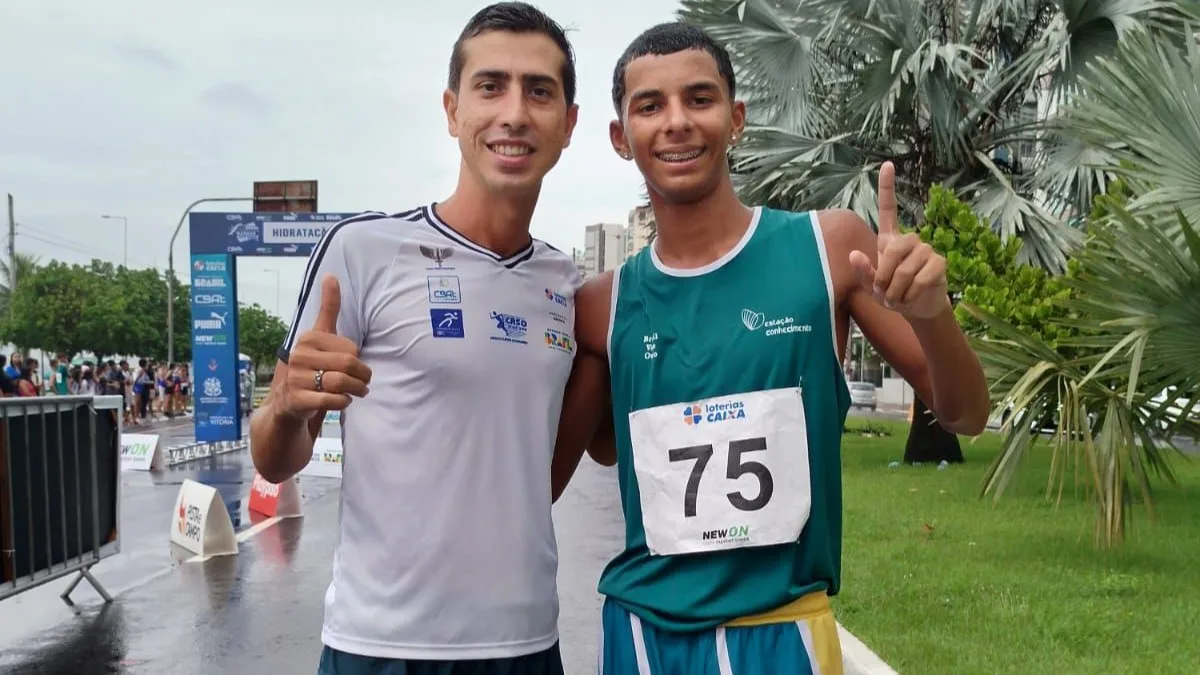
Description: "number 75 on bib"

(627, 387), (813, 556)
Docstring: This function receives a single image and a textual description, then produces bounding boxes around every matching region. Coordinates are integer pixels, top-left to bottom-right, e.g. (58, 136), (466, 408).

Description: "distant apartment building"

(625, 204), (655, 258)
(581, 222), (625, 279)
(575, 204), (657, 280)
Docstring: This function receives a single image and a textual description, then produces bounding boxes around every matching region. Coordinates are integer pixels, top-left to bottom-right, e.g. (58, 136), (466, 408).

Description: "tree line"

(0, 257), (288, 371)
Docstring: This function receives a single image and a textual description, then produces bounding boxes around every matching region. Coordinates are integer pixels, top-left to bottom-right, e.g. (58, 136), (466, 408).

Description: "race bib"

(628, 387), (811, 556)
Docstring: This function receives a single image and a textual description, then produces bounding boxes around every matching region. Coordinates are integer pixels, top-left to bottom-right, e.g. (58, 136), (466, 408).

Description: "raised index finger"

(877, 161), (898, 238)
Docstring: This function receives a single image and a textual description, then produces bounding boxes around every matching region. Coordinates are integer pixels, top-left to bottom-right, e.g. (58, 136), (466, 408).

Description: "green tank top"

(597, 206), (851, 632)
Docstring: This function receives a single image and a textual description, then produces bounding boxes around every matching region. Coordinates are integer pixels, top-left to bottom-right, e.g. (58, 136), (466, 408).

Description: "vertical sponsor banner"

(190, 253), (242, 442)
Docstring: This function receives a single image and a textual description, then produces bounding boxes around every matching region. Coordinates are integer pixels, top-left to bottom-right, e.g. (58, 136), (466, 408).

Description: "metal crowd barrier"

(164, 439), (248, 466)
(0, 395), (122, 606)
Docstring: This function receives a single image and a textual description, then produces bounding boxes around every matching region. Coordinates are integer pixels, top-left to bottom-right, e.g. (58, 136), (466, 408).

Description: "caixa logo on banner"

(193, 259), (227, 273)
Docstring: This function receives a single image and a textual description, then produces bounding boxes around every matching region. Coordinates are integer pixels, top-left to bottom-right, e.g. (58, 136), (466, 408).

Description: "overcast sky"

(0, 0), (678, 318)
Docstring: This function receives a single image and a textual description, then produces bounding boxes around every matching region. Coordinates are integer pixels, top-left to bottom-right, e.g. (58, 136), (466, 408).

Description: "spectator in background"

(80, 367), (97, 395)
(16, 362), (38, 397)
(68, 366), (82, 394)
(155, 364), (168, 415)
(167, 362), (187, 416)
(24, 358), (39, 391)
(44, 357), (58, 394)
(101, 361), (123, 410)
(179, 363), (191, 411)
(135, 358), (153, 421)
(0, 356), (15, 397)
(54, 354), (69, 395)
(168, 360), (181, 413)
(5, 352), (20, 380)
(131, 358), (144, 420)
(108, 359), (130, 425)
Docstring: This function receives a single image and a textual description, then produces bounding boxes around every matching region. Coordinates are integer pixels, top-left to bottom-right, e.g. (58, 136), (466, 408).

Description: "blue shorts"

(598, 595), (843, 675)
(318, 643), (564, 675)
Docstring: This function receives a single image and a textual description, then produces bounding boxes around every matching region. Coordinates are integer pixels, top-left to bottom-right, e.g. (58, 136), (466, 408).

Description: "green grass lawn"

(834, 418), (1200, 675)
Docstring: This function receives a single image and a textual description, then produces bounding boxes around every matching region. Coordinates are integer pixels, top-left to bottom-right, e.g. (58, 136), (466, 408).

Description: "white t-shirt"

(280, 205), (581, 660)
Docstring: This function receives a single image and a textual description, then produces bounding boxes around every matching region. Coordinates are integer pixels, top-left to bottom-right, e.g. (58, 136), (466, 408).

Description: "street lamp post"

(101, 215), (127, 267)
(167, 197), (252, 366)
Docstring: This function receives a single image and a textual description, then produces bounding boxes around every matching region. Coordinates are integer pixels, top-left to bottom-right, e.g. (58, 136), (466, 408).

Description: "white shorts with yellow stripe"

(598, 591), (843, 675)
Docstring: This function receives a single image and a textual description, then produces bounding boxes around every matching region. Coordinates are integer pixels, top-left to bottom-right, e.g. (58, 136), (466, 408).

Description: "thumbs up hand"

(848, 162), (950, 320)
(312, 273), (343, 334)
(280, 274), (372, 420)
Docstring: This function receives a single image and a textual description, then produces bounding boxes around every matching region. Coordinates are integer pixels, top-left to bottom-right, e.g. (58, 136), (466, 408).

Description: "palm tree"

(966, 27), (1200, 548)
(679, 0), (1193, 272)
(0, 251), (41, 318)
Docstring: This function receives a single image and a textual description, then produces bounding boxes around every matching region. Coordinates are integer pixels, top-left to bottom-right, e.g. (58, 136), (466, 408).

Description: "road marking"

(237, 516), (283, 542)
(184, 516), (282, 564)
(109, 565), (177, 597)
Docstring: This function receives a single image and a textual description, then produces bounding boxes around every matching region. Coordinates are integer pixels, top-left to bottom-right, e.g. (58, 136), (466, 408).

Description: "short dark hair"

(612, 22), (736, 116)
(448, 2), (577, 106)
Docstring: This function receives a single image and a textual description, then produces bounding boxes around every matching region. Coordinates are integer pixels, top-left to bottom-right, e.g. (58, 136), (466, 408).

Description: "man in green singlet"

(550, 22), (991, 675)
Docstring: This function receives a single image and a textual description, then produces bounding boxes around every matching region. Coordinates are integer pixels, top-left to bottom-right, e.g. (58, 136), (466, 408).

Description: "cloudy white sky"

(0, 0), (678, 318)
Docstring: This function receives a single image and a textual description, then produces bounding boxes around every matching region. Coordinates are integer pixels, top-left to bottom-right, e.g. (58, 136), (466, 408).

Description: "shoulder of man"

(277, 207), (428, 363)
(292, 207), (427, 302)
(530, 238), (584, 277)
(304, 208), (424, 254)
(314, 207), (433, 280)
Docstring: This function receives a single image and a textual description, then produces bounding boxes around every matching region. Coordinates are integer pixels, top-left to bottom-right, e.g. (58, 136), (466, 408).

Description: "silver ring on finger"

(313, 369), (326, 392)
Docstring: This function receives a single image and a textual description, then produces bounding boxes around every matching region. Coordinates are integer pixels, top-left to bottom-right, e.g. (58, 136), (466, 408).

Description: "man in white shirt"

(249, 3), (581, 674)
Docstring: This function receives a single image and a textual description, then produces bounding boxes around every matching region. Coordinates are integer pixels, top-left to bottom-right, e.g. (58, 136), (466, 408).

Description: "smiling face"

(611, 48), (744, 205)
(444, 30), (578, 198)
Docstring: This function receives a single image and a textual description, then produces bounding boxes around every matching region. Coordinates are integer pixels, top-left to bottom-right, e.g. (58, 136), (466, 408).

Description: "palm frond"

(1069, 206), (1200, 427)
(1028, 127), (1120, 218)
(1059, 25), (1200, 230)
(681, 0), (833, 133)
(963, 152), (1082, 270)
(964, 199), (1200, 547)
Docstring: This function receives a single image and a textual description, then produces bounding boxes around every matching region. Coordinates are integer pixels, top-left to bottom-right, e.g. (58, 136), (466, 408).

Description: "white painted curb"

(838, 622), (899, 675)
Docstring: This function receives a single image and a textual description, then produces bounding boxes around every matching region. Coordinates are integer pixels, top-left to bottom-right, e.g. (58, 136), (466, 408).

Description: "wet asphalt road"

(0, 417), (625, 675)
